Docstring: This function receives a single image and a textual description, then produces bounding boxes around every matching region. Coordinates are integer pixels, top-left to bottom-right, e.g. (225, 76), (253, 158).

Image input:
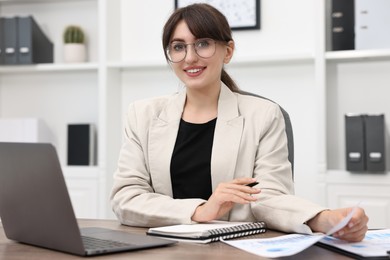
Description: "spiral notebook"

(146, 221), (267, 243)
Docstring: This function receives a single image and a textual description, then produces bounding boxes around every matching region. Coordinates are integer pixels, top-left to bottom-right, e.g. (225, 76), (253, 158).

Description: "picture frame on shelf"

(174, 0), (260, 30)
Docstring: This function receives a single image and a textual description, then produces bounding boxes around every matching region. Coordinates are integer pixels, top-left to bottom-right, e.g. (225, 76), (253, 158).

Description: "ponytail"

(221, 68), (240, 93)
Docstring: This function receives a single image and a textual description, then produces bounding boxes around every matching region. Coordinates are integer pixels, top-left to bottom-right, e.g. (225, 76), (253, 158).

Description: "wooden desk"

(0, 219), (353, 259)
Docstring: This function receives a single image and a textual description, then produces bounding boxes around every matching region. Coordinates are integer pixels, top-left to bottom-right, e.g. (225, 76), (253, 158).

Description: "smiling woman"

(162, 4), (238, 94)
(110, 3), (368, 242)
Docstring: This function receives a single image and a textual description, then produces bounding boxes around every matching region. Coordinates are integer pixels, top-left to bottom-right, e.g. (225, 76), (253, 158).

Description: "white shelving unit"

(0, 63), (99, 73)
(0, 0), (103, 218)
(1, 0), (389, 227)
(319, 1), (390, 229)
(325, 49), (390, 61)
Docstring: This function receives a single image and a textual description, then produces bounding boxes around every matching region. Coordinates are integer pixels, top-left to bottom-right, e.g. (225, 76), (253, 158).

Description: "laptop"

(0, 142), (176, 256)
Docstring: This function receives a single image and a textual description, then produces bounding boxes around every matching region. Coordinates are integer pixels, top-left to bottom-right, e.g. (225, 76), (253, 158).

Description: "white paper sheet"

(222, 206), (357, 258)
(319, 229), (390, 258)
(223, 233), (325, 258)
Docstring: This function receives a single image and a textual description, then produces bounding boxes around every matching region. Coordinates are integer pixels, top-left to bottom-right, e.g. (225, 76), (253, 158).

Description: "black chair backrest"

(238, 91), (294, 178)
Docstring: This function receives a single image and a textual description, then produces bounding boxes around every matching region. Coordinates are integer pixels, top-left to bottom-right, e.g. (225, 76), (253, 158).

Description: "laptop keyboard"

(82, 236), (134, 250)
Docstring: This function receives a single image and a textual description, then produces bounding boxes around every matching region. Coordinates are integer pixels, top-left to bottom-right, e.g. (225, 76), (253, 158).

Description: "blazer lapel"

(148, 85), (243, 194)
(148, 91), (186, 196)
(211, 85), (244, 190)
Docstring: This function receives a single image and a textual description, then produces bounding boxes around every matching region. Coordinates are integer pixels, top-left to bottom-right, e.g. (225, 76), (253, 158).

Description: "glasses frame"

(166, 38), (220, 63)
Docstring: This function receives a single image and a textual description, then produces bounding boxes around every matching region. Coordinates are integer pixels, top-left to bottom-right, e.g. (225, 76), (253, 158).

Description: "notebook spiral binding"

(206, 222), (267, 242)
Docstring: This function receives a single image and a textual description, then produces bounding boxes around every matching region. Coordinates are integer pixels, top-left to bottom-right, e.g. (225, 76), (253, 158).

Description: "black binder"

(3, 17), (18, 64)
(0, 17), (4, 64)
(67, 124), (96, 166)
(17, 16), (53, 64)
(331, 0), (355, 51)
(345, 114), (365, 171)
(364, 114), (386, 172)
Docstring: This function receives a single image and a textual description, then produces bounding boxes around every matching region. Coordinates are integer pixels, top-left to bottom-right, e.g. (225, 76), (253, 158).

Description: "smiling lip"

(184, 66), (206, 77)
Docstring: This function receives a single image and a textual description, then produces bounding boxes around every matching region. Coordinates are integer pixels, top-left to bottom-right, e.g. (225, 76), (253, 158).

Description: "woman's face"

(168, 20), (234, 92)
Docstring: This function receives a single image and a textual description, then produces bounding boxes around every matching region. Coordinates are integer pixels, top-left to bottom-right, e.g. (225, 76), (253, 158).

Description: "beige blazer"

(110, 84), (326, 233)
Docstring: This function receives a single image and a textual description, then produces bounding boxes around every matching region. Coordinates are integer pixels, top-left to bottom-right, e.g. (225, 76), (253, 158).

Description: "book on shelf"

(17, 16), (53, 64)
(355, 0), (390, 50)
(345, 114), (366, 171)
(331, 0), (355, 51)
(146, 220), (266, 244)
(0, 17), (4, 64)
(0, 15), (53, 65)
(0, 118), (52, 143)
(3, 16), (18, 64)
(67, 123), (96, 166)
(345, 114), (386, 172)
(364, 114), (385, 172)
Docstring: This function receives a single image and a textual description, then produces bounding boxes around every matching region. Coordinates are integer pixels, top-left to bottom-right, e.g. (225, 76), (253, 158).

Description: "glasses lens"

(167, 42), (186, 63)
(195, 39), (216, 58)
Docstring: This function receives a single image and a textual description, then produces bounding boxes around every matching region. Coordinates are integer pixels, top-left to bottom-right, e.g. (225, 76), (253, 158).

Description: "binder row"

(331, 0), (390, 51)
(345, 114), (386, 172)
(0, 15), (53, 65)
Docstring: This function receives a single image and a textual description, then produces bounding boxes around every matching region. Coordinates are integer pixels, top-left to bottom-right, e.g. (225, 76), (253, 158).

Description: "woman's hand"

(191, 178), (261, 223)
(307, 207), (369, 242)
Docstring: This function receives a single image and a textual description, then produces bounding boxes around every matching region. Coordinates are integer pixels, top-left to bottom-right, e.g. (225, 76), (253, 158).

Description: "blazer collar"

(148, 83), (243, 195)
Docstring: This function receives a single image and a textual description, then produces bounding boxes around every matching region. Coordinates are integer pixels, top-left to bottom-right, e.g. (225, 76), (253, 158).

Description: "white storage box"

(0, 118), (52, 143)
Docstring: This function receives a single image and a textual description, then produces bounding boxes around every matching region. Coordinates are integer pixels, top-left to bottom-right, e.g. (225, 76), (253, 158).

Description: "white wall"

(120, 0), (316, 62)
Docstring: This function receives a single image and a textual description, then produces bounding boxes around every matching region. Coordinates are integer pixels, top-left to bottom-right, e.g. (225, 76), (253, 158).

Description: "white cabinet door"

(327, 184), (390, 229)
(64, 167), (100, 219)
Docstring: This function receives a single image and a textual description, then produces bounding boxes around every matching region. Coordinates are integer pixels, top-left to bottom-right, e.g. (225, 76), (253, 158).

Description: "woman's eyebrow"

(170, 38), (186, 42)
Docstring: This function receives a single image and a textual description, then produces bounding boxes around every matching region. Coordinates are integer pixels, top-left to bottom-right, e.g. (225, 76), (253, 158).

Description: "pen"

(246, 182), (259, 187)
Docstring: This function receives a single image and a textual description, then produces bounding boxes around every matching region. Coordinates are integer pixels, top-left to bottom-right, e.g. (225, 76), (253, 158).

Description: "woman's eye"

(197, 40), (210, 48)
(172, 43), (185, 52)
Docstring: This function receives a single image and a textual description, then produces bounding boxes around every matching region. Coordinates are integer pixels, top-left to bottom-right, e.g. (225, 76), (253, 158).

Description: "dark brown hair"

(162, 3), (239, 92)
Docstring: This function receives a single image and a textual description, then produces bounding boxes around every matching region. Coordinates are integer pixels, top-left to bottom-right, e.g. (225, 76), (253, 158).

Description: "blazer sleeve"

(250, 104), (327, 234)
(110, 102), (205, 227)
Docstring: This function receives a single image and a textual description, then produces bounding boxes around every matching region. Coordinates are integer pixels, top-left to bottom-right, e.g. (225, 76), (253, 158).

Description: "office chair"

(238, 90), (294, 179)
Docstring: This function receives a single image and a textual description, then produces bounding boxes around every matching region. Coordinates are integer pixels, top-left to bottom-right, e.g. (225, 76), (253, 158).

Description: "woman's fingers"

(213, 181), (261, 204)
(192, 178), (261, 222)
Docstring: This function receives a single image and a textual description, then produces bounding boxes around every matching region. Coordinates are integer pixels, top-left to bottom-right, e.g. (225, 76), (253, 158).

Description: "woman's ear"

(224, 40), (235, 64)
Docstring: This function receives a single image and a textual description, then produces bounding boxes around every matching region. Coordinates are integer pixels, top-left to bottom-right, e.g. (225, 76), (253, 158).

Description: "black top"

(170, 118), (217, 200)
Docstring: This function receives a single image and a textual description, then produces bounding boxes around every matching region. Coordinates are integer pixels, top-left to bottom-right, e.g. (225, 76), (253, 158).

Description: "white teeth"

(187, 68), (202, 73)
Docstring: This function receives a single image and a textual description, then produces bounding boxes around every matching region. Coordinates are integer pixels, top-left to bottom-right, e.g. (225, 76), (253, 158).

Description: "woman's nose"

(184, 44), (198, 63)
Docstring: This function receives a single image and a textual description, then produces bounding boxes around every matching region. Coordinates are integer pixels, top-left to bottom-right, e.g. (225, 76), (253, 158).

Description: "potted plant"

(63, 25), (86, 63)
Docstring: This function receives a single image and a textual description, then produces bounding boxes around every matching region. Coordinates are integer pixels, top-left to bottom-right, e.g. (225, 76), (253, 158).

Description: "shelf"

(325, 170), (390, 185)
(230, 53), (314, 67)
(63, 166), (100, 179)
(107, 60), (168, 70)
(0, 63), (99, 73)
(326, 49), (390, 62)
(0, 0), (93, 4)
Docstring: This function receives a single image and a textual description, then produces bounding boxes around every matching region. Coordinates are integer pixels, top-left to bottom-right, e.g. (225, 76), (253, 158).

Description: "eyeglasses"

(166, 38), (218, 63)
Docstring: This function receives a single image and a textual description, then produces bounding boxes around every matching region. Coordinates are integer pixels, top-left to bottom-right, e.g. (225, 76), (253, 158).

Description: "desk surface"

(0, 219), (353, 259)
